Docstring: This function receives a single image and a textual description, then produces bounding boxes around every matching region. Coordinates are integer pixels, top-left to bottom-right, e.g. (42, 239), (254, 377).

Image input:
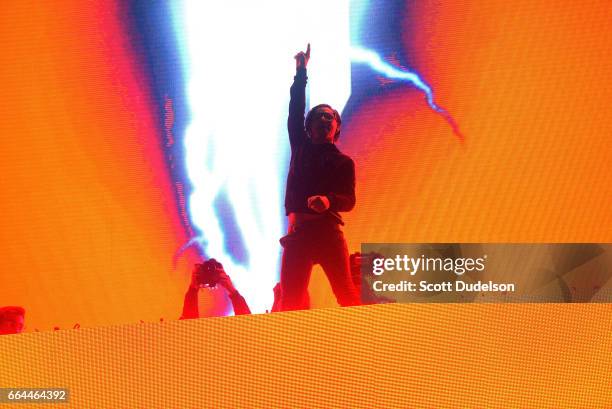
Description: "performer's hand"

(307, 195), (330, 213)
(294, 43), (310, 70)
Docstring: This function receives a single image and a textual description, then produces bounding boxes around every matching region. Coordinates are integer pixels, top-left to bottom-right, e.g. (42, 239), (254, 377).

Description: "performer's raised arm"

(287, 43), (310, 150)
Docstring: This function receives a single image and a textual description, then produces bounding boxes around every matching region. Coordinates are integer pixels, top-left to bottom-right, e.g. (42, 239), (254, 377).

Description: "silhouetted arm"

(288, 44), (310, 150)
(180, 287), (200, 320)
(218, 270), (251, 315)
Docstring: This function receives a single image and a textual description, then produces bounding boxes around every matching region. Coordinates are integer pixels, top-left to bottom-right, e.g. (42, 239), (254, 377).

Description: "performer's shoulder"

(335, 148), (354, 162)
(335, 151), (355, 168)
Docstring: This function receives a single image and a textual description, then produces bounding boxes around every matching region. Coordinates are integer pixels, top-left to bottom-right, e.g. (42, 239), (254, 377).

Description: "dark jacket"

(284, 67), (355, 224)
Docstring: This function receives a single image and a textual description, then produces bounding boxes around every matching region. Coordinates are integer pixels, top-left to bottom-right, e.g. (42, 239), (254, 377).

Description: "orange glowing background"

(345, 0), (612, 243)
(311, 0), (612, 306)
(1, 0), (611, 322)
(0, 1), (210, 331)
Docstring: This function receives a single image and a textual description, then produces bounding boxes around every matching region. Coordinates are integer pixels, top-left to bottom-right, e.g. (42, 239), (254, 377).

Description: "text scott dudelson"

(372, 280), (516, 293)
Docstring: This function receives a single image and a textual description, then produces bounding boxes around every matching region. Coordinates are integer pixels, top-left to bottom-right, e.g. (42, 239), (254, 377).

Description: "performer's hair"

(0, 306), (25, 322)
(305, 104), (342, 141)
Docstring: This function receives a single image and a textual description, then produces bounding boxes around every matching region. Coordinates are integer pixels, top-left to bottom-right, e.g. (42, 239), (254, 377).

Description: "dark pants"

(279, 219), (361, 311)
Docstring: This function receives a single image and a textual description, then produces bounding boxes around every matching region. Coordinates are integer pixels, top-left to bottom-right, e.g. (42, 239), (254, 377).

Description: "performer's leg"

(279, 244), (313, 311)
(318, 231), (361, 307)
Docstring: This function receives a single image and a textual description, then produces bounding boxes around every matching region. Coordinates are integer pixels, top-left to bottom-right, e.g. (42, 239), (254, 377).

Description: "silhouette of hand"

(307, 195), (330, 213)
(294, 43), (310, 70)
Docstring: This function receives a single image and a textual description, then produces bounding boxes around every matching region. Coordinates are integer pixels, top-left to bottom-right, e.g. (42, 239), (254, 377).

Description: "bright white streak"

(171, 1), (351, 313)
(350, 46), (463, 139)
(350, 47), (440, 111)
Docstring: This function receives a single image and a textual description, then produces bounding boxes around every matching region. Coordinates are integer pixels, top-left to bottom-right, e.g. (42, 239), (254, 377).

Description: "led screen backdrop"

(1, 305), (611, 407)
(1, 0), (610, 331)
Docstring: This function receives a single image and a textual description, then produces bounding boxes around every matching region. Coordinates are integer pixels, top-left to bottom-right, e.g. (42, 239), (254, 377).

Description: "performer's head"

(0, 306), (25, 335)
(305, 104), (341, 144)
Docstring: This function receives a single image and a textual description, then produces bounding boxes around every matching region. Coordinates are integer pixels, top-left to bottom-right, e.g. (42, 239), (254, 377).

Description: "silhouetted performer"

(280, 44), (361, 310)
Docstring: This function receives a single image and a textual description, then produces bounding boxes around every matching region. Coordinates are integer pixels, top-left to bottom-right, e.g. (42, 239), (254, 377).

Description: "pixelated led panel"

(1, 304), (611, 408)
